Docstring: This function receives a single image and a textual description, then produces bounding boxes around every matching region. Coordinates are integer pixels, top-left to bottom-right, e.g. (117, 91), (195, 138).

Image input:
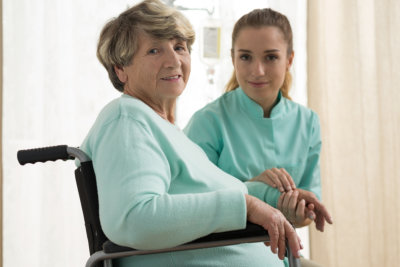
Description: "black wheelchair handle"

(17, 145), (73, 165)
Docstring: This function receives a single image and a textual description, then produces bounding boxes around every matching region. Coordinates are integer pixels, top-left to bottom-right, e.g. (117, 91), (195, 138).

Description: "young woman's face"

(232, 26), (293, 105)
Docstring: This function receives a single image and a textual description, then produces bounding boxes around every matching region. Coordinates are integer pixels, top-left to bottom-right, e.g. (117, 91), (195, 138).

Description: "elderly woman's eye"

(148, 48), (159, 54)
(175, 45), (186, 52)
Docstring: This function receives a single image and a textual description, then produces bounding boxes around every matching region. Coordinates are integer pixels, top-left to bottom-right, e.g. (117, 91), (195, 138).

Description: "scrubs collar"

(237, 87), (284, 119)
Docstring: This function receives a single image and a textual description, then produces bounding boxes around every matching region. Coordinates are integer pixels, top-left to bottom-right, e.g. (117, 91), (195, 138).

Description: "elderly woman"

(80, 0), (301, 266)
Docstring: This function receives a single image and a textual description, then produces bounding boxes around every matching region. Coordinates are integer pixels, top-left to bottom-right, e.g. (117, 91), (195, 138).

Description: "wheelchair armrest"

(103, 222), (268, 254)
(103, 242), (133, 254)
(88, 223), (300, 267)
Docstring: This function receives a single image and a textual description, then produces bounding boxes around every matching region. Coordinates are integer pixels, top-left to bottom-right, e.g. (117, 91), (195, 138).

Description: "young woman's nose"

(251, 60), (265, 76)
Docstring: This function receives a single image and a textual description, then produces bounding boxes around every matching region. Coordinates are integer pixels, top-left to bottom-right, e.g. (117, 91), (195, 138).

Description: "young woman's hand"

(295, 189), (333, 231)
(250, 168), (296, 193)
(245, 194), (302, 260)
(277, 190), (316, 228)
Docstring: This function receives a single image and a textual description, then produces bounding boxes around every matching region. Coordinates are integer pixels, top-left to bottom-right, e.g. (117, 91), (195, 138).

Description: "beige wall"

(307, 0), (400, 266)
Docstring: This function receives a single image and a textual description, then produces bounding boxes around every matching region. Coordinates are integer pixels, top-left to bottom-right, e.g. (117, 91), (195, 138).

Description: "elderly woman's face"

(116, 32), (191, 105)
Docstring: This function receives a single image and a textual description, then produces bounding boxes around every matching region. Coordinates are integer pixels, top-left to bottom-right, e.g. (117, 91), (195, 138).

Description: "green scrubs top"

(185, 87), (322, 208)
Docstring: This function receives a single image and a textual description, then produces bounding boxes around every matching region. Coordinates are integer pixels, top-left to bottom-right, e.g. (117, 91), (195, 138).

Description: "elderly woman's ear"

(114, 65), (128, 84)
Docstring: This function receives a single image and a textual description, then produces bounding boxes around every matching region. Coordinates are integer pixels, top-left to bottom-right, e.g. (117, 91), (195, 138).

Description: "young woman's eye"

(239, 54), (250, 61)
(266, 55), (278, 61)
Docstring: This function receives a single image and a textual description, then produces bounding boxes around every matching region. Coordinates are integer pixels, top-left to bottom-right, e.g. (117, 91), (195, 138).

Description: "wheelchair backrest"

(75, 161), (108, 255)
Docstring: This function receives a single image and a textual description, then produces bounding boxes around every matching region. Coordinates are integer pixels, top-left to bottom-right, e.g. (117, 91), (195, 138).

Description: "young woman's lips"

(248, 81), (269, 87)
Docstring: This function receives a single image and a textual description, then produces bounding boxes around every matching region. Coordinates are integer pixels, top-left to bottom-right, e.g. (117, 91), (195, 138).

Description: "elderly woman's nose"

(163, 49), (181, 68)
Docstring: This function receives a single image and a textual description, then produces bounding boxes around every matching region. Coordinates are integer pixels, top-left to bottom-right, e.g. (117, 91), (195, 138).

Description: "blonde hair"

(225, 8), (293, 100)
(97, 0), (195, 92)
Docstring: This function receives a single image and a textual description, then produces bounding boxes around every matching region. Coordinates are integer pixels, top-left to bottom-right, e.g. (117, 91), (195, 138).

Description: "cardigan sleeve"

(244, 181), (281, 208)
(89, 116), (247, 250)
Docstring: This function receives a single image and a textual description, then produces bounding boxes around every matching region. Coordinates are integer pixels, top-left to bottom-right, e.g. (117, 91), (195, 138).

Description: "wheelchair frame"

(17, 145), (300, 267)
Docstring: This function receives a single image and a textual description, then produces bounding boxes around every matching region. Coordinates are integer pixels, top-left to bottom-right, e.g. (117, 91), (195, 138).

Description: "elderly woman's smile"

(161, 74), (181, 81)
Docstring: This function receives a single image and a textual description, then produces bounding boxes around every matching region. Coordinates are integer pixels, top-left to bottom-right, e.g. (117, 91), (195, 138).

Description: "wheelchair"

(17, 145), (301, 267)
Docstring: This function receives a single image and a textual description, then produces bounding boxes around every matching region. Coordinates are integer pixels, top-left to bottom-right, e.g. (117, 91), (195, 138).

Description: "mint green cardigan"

(80, 94), (283, 266)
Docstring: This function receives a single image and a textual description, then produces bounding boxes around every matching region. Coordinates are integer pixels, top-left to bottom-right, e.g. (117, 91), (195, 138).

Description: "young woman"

(185, 8), (331, 267)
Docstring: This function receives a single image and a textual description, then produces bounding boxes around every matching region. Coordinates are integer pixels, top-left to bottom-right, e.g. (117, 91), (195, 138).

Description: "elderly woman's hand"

(277, 190), (316, 228)
(245, 194), (302, 260)
(295, 189), (333, 231)
(250, 168), (296, 193)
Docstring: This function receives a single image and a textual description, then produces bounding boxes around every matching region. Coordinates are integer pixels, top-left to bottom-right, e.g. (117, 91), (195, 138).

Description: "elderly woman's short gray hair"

(97, 0), (195, 92)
